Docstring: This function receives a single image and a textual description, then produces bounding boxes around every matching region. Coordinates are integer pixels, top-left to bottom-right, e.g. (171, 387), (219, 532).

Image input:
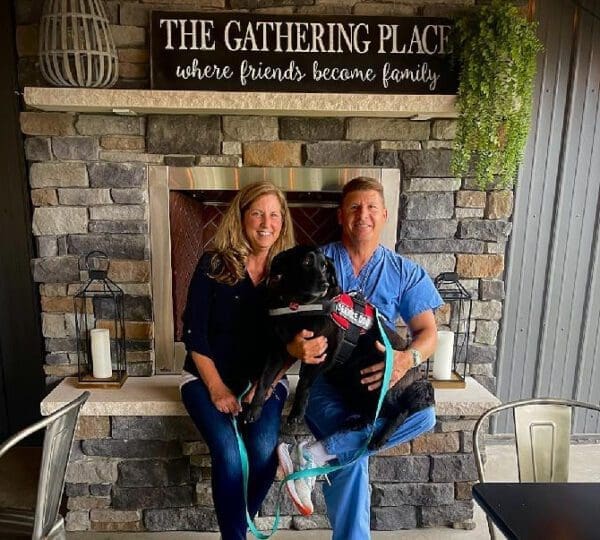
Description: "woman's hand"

(286, 330), (328, 364)
(209, 382), (242, 415)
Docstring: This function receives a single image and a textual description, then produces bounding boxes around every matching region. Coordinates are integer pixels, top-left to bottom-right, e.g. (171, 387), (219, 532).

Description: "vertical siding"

(573, 1), (600, 432)
(497, 0), (600, 433)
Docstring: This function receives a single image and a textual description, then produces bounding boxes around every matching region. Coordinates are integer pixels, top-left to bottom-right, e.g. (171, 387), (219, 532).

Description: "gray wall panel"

(574, 11), (600, 432)
(497, 0), (600, 434)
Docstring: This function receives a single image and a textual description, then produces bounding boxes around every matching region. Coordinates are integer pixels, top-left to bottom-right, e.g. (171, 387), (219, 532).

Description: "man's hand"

(360, 341), (413, 391)
(209, 382), (242, 415)
(286, 330), (328, 365)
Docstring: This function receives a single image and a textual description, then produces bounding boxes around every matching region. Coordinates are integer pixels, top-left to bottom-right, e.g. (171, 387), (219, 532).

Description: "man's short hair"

(341, 177), (385, 206)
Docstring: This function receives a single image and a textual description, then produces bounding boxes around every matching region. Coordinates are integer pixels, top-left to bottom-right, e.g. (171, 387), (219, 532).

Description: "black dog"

(245, 245), (435, 450)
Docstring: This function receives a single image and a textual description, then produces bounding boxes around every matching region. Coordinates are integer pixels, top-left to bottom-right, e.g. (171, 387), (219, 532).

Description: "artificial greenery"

(451, 1), (542, 188)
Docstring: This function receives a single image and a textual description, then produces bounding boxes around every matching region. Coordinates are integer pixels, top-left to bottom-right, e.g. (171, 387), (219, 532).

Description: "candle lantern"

(427, 272), (472, 388)
(74, 251), (127, 388)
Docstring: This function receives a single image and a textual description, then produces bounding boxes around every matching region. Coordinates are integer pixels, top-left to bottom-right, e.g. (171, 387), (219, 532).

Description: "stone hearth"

(42, 376), (499, 532)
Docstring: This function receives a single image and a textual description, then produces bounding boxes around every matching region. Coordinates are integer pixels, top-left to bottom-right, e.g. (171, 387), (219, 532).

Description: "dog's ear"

(266, 273), (282, 289)
(325, 256), (340, 291)
(267, 249), (289, 289)
(269, 251), (287, 276)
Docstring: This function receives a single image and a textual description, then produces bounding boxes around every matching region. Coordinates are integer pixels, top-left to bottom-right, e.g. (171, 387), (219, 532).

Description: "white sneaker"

(294, 441), (317, 513)
(277, 443), (304, 513)
(277, 441), (316, 515)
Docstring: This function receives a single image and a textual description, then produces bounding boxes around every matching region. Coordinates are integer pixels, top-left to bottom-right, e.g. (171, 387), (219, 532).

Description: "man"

(284, 177), (442, 539)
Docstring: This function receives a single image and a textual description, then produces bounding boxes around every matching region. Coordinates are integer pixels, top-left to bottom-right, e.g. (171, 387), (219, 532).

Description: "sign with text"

(150, 12), (457, 94)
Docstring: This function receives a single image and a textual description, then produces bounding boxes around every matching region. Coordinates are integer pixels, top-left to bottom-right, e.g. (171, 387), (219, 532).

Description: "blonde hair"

(210, 181), (295, 285)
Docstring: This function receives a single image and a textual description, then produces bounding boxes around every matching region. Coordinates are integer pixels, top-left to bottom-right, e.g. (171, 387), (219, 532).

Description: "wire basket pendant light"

(39, 0), (118, 87)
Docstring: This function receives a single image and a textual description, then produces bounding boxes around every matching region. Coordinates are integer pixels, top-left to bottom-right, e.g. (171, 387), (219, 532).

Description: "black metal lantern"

(427, 272), (472, 388)
(74, 251), (127, 388)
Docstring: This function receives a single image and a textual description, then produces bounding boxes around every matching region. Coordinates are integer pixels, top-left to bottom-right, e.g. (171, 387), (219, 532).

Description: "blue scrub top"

(321, 242), (443, 326)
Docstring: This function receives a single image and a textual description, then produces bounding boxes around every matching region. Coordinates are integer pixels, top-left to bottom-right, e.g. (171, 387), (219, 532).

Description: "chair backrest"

(0, 391), (89, 539)
(473, 398), (600, 483)
(473, 397), (600, 540)
(513, 403), (571, 482)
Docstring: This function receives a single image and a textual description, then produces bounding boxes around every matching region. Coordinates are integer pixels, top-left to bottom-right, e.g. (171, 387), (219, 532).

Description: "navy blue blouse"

(182, 253), (270, 395)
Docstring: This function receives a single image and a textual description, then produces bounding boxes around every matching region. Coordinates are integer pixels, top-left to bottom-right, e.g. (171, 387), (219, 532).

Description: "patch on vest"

(330, 293), (375, 333)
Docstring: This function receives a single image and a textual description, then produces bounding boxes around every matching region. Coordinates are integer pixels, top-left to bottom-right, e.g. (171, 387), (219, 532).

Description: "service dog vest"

(330, 292), (375, 332)
(268, 291), (375, 365)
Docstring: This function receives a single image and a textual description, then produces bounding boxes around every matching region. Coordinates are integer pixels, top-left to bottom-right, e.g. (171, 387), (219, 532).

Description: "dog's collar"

(268, 293), (375, 333)
(268, 303), (329, 316)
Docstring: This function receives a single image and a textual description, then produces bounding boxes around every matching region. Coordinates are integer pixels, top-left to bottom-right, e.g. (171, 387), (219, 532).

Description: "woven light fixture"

(38, 0), (118, 88)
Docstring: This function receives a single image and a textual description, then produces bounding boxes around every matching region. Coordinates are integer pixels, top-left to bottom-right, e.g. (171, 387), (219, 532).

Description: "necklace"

(247, 266), (265, 284)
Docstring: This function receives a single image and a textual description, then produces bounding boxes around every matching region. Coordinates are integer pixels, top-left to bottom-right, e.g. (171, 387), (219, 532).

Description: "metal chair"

(0, 391), (89, 539)
(473, 397), (600, 539)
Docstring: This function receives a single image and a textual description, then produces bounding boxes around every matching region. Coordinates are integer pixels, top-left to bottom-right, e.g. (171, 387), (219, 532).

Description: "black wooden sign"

(151, 12), (458, 94)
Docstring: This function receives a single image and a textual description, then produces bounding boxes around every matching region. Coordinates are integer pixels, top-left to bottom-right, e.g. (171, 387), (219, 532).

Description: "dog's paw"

(243, 406), (262, 424)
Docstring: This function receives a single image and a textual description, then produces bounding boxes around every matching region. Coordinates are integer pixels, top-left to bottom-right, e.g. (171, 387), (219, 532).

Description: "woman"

(180, 181), (295, 539)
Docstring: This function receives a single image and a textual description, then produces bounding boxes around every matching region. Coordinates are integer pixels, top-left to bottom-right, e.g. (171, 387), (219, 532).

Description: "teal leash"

(279, 313), (394, 481)
(231, 311), (394, 538)
(231, 383), (281, 539)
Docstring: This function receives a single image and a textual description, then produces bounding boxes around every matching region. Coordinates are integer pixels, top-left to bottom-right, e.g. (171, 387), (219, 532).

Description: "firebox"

(149, 166), (400, 373)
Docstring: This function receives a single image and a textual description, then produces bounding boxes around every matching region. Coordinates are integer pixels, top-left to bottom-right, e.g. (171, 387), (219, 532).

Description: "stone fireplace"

(149, 165), (400, 373)
(12, 0), (517, 532)
(27, 106), (508, 532)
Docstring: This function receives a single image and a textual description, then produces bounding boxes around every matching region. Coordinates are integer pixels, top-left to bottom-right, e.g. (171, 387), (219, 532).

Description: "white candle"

(433, 330), (454, 380)
(90, 329), (112, 379)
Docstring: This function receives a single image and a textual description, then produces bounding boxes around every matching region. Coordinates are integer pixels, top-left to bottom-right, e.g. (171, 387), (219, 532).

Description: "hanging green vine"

(451, 1), (542, 189)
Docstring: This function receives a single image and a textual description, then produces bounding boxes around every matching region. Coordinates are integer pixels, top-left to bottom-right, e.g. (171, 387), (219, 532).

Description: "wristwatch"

(408, 348), (422, 368)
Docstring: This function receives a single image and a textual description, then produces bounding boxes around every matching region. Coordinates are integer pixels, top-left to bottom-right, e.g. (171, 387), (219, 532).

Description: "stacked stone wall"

(64, 412), (478, 532)
(21, 111), (512, 391)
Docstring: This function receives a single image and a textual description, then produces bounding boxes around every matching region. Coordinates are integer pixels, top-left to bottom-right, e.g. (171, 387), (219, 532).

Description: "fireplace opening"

(149, 167), (400, 373)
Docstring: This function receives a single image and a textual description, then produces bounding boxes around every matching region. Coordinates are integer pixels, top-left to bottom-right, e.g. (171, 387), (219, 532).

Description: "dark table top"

(473, 483), (600, 540)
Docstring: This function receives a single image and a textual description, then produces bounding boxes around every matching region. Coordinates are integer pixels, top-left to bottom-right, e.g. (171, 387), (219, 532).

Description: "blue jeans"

(305, 375), (436, 540)
(181, 378), (287, 540)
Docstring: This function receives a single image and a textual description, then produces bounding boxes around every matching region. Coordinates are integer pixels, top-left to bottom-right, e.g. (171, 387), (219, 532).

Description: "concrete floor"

(3, 443), (600, 539)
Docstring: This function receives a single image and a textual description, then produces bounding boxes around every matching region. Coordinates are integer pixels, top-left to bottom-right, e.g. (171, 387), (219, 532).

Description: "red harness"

(330, 293), (375, 333)
(268, 291), (376, 366)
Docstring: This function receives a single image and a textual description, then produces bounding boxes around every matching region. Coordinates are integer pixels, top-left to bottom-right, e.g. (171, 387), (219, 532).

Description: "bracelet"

(408, 348), (422, 368)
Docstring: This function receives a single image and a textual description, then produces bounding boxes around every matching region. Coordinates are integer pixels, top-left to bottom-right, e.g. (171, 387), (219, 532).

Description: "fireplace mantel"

(24, 87), (457, 118)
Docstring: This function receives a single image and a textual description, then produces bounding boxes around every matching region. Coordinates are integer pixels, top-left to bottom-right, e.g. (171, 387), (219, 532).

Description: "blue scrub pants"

(181, 378), (287, 540)
(305, 375), (436, 540)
